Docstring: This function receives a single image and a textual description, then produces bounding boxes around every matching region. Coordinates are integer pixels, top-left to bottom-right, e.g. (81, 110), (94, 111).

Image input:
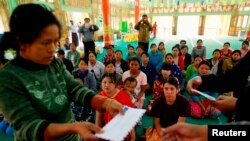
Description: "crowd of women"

(0, 3), (250, 141)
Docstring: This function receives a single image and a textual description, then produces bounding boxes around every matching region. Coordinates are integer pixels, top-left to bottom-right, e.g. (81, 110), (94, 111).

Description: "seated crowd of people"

(58, 38), (248, 140)
(0, 38), (249, 140)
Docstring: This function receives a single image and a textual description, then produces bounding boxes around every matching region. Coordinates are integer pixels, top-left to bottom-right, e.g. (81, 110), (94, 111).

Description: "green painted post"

(9, 0), (17, 13)
(121, 21), (128, 33)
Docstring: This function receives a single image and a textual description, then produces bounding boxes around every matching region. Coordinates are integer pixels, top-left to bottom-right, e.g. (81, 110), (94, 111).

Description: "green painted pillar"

(9, 0), (17, 13)
(121, 21), (128, 33)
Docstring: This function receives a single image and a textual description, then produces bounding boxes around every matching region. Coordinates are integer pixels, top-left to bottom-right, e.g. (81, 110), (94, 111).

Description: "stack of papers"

(95, 107), (146, 141)
(191, 89), (216, 101)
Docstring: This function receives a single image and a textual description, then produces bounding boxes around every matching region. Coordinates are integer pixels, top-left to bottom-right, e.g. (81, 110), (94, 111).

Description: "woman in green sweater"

(0, 4), (123, 141)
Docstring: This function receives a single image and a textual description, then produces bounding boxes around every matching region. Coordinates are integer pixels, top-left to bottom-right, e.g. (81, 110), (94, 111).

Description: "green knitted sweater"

(0, 57), (96, 141)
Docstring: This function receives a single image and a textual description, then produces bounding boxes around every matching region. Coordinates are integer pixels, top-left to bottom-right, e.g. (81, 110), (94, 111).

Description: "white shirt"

(88, 61), (105, 80)
(122, 70), (147, 99)
(69, 24), (78, 33)
(115, 64), (123, 75)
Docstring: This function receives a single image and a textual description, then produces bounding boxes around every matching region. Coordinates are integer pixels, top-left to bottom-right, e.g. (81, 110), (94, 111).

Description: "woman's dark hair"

(78, 58), (88, 65)
(157, 63), (173, 82)
(136, 45), (143, 50)
(101, 73), (117, 84)
(161, 63), (172, 71)
(180, 45), (188, 50)
(129, 57), (140, 64)
(69, 43), (76, 47)
(150, 43), (157, 48)
(197, 39), (203, 43)
(104, 61), (115, 67)
(115, 50), (122, 54)
(242, 40), (249, 46)
(198, 60), (212, 69)
(172, 44), (180, 50)
(165, 53), (173, 58)
(84, 18), (90, 21)
(224, 42), (230, 46)
(141, 52), (149, 57)
(180, 40), (186, 44)
(193, 55), (202, 61)
(163, 77), (179, 89)
(124, 77), (137, 85)
(212, 49), (220, 54)
(232, 49), (241, 56)
(127, 44), (134, 50)
(172, 44), (181, 55)
(0, 4), (61, 54)
(158, 42), (164, 46)
(89, 51), (97, 58)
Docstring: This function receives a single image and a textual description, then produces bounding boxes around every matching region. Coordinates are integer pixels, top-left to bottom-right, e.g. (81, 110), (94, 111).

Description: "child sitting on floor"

(123, 77), (138, 103)
(189, 60), (221, 118)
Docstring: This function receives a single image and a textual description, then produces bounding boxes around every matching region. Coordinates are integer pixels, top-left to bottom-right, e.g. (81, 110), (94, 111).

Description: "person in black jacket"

(57, 49), (74, 74)
(207, 49), (223, 76)
(112, 50), (129, 75)
(78, 18), (99, 60)
(187, 50), (250, 122)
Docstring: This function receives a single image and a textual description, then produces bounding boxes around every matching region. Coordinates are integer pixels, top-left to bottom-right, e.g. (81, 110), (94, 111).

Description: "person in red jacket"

(153, 21), (157, 38)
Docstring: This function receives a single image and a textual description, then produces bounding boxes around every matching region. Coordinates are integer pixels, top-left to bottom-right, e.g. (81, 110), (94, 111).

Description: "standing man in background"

(135, 14), (153, 53)
(78, 21), (82, 42)
(68, 20), (79, 47)
(79, 18), (99, 60)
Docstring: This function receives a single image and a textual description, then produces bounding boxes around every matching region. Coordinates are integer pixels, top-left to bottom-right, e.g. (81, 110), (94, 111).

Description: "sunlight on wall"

(67, 12), (88, 24)
(219, 15), (231, 35)
(204, 15), (221, 35)
(177, 16), (199, 36)
(153, 16), (173, 36)
(204, 15), (231, 36)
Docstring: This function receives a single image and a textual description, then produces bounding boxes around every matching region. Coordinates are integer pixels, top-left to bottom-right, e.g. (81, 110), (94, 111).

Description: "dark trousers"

(138, 42), (149, 53)
(71, 33), (79, 47)
(83, 41), (95, 60)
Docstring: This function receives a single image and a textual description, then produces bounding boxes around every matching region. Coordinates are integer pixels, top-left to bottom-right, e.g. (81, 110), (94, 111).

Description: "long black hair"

(0, 3), (61, 60)
(101, 73), (117, 85)
(157, 63), (173, 82)
(163, 77), (179, 89)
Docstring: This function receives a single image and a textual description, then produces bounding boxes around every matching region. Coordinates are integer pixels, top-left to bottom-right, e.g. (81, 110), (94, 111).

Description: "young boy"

(123, 77), (138, 103)
(122, 57), (147, 109)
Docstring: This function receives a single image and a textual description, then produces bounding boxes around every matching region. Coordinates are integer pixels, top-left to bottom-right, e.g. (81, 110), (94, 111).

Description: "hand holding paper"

(191, 89), (216, 101)
(95, 107), (146, 141)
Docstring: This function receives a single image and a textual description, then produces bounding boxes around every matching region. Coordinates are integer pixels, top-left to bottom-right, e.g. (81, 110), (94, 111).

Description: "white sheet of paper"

(191, 89), (216, 101)
(95, 107), (146, 141)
